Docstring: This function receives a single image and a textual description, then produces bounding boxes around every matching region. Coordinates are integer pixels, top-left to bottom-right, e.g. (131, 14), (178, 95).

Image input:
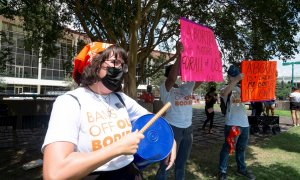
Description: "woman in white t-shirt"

(289, 86), (300, 126)
(42, 43), (176, 180)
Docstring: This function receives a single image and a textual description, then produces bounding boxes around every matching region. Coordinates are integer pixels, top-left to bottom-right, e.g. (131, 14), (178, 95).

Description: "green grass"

(274, 109), (292, 117)
(193, 104), (293, 118)
(143, 127), (300, 180)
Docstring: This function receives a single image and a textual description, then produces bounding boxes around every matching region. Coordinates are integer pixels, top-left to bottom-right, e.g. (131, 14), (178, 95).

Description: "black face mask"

(102, 67), (124, 91)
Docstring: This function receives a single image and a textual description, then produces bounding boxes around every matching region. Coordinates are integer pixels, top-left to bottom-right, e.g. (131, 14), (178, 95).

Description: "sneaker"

(218, 172), (227, 180)
(236, 170), (256, 180)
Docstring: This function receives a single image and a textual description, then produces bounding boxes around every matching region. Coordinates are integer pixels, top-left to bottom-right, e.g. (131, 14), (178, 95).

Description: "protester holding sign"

(218, 65), (255, 180)
(155, 42), (201, 180)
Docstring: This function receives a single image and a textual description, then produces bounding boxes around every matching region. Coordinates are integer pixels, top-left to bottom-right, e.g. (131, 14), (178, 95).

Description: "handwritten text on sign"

(241, 61), (277, 102)
(180, 17), (223, 82)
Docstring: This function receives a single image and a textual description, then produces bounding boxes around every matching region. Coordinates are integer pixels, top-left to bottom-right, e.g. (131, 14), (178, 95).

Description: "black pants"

(202, 109), (214, 130)
(84, 163), (143, 180)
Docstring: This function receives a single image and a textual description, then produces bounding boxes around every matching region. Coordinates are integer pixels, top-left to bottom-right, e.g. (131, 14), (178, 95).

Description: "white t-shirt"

(160, 81), (195, 128)
(290, 91), (300, 102)
(221, 86), (249, 127)
(42, 87), (148, 171)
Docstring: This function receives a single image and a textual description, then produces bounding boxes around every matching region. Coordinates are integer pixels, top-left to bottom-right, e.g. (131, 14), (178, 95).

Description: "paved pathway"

(0, 109), (294, 149)
(192, 108), (293, 147)
(0, 108), (293, 150)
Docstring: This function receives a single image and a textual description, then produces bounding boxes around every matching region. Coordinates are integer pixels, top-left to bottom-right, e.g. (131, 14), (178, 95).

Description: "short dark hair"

(147, 85), (152, 93)
(227, 65), (240, 77)
(209, 86), (216, 92)
(164, 65), (173, 77)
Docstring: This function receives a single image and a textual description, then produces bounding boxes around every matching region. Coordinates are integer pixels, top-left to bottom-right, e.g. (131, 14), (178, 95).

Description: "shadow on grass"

(0, 129), (44, 180)
(0, 147), (43, 179)
(251, 163), (300, 180)
(150, 127), (300, 180)
(184, 141), (300, 180)
(258, 127), (300, 153)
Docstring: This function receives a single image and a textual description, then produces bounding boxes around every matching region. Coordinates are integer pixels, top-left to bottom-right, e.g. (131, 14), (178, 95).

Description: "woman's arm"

(163, 139), (177, 170)
(165, 43), (182, 92)
(43, 130), (144, 180)
(221, 74), (244, 97)
(193, 82), (202, 91)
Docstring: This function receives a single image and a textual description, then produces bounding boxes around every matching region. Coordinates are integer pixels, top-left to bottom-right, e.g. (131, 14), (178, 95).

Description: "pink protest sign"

(180, 17), (223, 82)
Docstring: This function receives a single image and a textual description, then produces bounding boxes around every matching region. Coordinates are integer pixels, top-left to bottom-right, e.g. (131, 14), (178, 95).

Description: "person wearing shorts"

(264, 100), (276, 116)
(289, 86), (300, 126)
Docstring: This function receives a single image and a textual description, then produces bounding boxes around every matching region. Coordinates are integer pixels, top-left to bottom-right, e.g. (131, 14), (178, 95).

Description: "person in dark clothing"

(251, 101), (264, 116)
(202, 87), (218, 133)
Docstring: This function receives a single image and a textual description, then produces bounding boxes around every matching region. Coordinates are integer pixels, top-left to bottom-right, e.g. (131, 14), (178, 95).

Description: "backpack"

(220, 92), (232, 116)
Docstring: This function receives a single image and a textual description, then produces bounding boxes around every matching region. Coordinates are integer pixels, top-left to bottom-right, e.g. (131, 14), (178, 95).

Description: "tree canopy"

(1, 0), (300, 98)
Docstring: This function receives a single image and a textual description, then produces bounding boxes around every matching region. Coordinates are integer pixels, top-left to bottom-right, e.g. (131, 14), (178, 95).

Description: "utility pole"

(282, 61), (300, 87)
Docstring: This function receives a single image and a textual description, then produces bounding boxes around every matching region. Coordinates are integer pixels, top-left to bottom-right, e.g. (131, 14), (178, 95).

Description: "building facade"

(0, 16), (89, 95)
(0, 16), (174, 97)
(277, 75), (300, 88)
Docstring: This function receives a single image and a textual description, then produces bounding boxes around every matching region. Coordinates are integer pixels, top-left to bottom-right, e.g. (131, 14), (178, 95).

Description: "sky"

(275, 53), (300, 77)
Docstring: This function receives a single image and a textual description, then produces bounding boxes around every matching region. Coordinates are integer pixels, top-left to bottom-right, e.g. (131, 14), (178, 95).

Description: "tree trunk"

(126, 19), (139, 99)
(125, 0), (141, 99)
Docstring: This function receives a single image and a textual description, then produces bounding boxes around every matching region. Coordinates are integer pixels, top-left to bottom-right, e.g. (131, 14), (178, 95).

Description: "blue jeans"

(155, 125), (193, 180)
(219, 125), (249, 173)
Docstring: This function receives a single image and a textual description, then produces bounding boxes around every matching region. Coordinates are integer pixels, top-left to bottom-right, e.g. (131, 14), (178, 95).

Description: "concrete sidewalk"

(0, 108), (293, 150)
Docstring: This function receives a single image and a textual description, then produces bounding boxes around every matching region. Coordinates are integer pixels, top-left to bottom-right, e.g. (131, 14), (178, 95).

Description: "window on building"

(16, 54), (24, 66)
(46, 69), (52, 79)
(17, 38), (24, 48)
(14, 86), (23, 94)
(32, 56), (38, 68)
(49, 58), (54, 69)
(53, 59), (59, 69)
(32, 67), (38, 78)
(1, 22), (75, 83)
(24, 67), (32, 78)
(23, 85), (37, 93)
(53, 70), (59, 80)
(59, 70), (65, 79)
(24, 55), (31, 66)
(15, 66), (24, 78)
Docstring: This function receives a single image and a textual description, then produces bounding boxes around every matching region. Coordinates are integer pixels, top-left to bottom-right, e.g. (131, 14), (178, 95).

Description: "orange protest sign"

(241, 61), (277, 102)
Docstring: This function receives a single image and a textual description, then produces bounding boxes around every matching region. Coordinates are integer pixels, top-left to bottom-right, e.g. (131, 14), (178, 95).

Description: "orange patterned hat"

(72, 42), (113, 84)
